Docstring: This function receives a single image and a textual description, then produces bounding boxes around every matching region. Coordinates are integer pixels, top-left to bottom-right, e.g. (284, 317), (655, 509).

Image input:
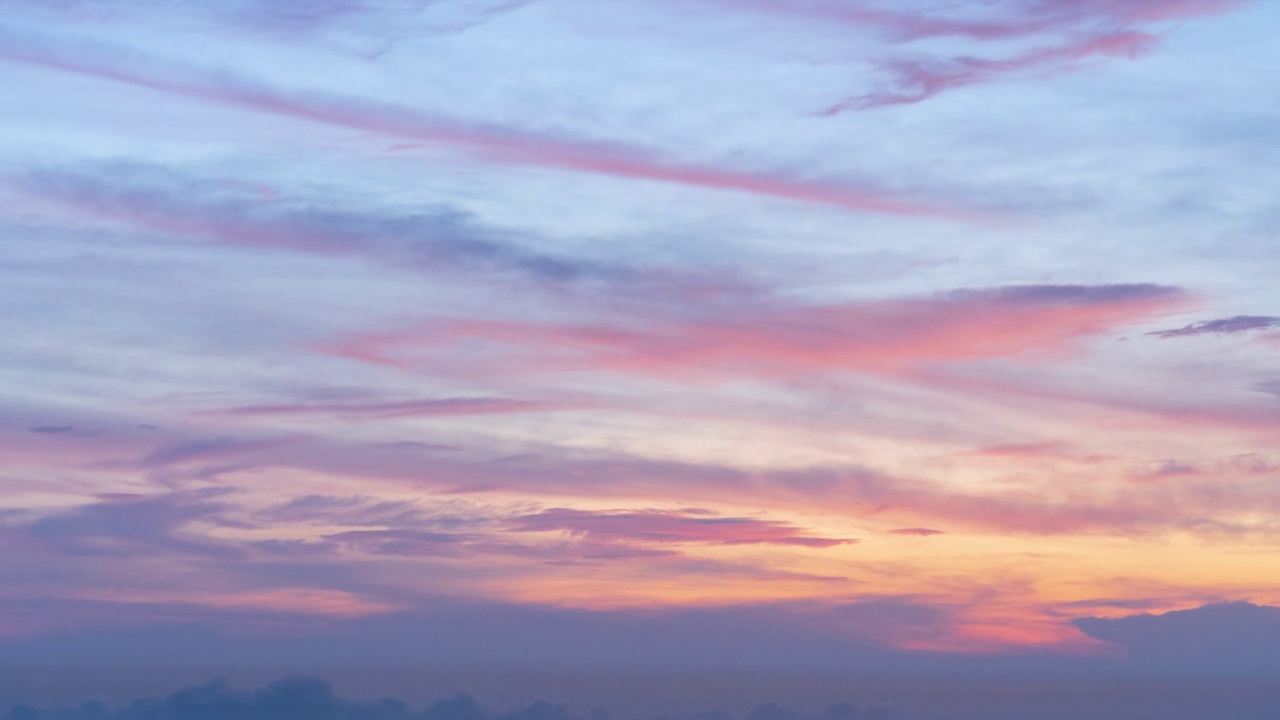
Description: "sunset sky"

(3, 1), (1280, 718)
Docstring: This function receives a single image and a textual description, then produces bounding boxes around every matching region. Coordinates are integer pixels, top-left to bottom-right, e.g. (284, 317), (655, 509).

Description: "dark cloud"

(886, 528), (943, 537)
(12, 164), (622, 286)
(1148, 315), (1280, 338)
(10, 163), (756, 305)
(1074, 602), (1280, 675)
(28, 426), (75, 434)
(221, 397), (578, 420)
(2, 678), (893, 720)
(9, 604), (1280, 718)
(17, 490), (242, 559)
(960, 283), (1180, 306)
(751, 702), (898, 720)
(508, 508), (855, 548)
(6, 677), (411, 720)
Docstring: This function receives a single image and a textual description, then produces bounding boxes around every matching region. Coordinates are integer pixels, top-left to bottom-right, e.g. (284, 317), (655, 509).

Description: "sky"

(2, 0), (1280, 718)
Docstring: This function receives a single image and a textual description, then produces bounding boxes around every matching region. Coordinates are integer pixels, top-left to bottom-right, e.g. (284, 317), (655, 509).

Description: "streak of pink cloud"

(317, 284), (1190, 380)
(719, 0), (1245, 113)
(824, 31), (1158, 113)
(720, 0), (1244, 39)
(0, 29), (974, 221)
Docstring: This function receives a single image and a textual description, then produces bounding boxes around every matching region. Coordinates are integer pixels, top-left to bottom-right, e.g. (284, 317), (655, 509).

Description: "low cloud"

(1074, 602), (1280, 675)
(3, 677), (899, 720)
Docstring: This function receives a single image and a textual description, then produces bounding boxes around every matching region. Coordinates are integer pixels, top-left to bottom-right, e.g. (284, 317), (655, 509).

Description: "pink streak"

(0, 29), (973, 221)
(317, 284), (1190, 380)
(714, 0), (1245, 113)
(719, 0), (1245, 39)
(825, 31), (1158, 113)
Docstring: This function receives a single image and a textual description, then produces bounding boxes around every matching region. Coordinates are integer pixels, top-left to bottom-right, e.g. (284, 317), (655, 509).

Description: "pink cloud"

(318, 284), (1190, 380)
(723, 0), (1244, 39)
(0, 29), (971, 220)
(825, 31), (1157, 113)
(712, 0), (1245, 112)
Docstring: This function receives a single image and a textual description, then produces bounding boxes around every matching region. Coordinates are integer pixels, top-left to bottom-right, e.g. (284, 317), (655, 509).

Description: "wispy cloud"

(221, 396), (582, 420)
(825, 31), (1155, 113)
(710, 0), (1246, 112)
(888, 528), (944, 537)
(1148, 315), (1280, 338)
(0, 29), (971, 219)
(5, 0), (534, 55)
(510, 508), (855, 548)
(7, 164), (636, 286)
(317, 284), (1188, 379)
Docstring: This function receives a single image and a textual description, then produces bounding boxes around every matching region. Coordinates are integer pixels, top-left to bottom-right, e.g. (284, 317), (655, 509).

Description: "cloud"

(5, 0), (533, 56)
(8, 164), (639, 287)
(887, 528), (943, 537)
(318, 284), (1189, 379)
(222, 397), (582, 420)
(0, 30), (966, 219)
(2, 677), (900, 720)
(509, 509), (855, 548)
(8, 162), (769, 309)
(1074, 602), (1280, 675)
(715, 0), (1244, 42)
(1147, 315), (1280, 338)
(826, 31), (1156, 113)
(12, 489), (242, 560)
(714, 0), (1246, 112)
(6, 677), (413, 720)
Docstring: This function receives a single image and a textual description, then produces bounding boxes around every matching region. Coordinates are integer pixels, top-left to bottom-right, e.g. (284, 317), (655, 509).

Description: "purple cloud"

(509, 508), (856, 548)
(1148, 315), (1280, 338)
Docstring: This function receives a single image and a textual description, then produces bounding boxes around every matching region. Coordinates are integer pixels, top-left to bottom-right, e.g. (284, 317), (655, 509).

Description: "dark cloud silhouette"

(5, 677), (410, 720)
(3, 678), (893, 720)
(28, 426), (75, 434)
(1148, 315), (1280, 338)
(743, 701), (898, 720)
(1074, 602), (1280, 676)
